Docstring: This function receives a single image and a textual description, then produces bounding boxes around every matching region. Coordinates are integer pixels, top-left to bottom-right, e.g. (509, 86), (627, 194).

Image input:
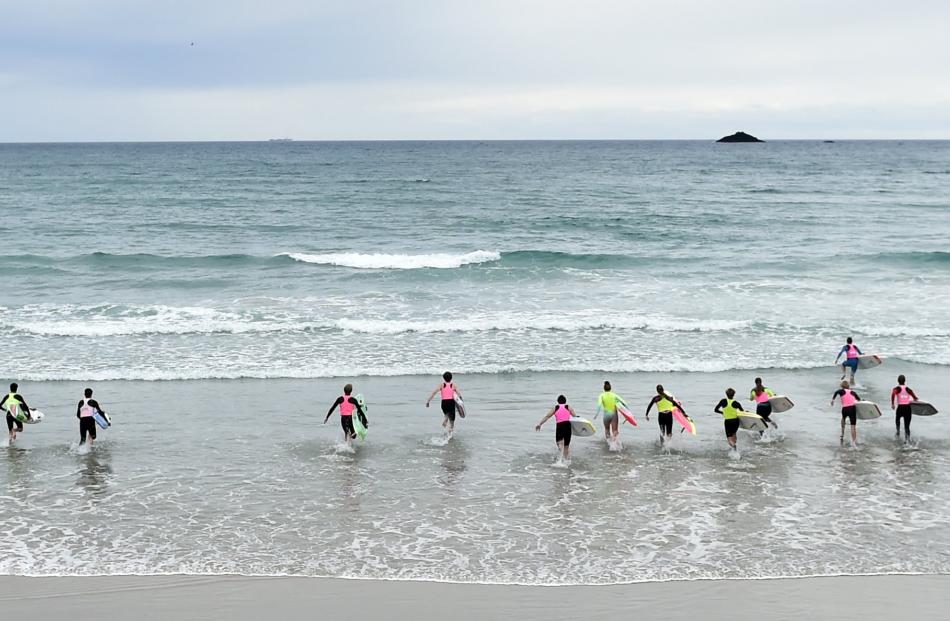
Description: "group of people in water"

(2, 340), (934, 458)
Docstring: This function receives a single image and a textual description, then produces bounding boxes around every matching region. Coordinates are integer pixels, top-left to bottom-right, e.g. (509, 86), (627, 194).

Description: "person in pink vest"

(831, 380), (861, 446)
(535, 395), (576, 461)
(890, 374), (920, 442)
(425, 371), (463, 434)
(834, 337), (863, 382)
(76, 387), (107, 447)
(324, 384), (367, 444)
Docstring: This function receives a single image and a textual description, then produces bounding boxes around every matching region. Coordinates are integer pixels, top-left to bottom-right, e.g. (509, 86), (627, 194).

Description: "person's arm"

(425, 386), (440, 407)
(0, 394), (7, 411)
(644, 397), (657, 419)
(77, 399), (84, 419)
(667, 393), (685, 415)
(856, 346), (863, 355)
(831, 390), (840, 406)
(90, 399), (105, 415)
(324, 397), (343, 423)
(714, 399), (726, 415)
(890, 388), (898, 409)
(766, 388), (775, 397)
(14, 394), (30, 417)
(535, 407), (556, 431)
(568, 405), (577, 416)
(908, 388), (919, 401)
(736, 402), (744, 411)
(853, 391), (860, 401)
(453, 384), (462, 400)
(352, 397), (366, 418)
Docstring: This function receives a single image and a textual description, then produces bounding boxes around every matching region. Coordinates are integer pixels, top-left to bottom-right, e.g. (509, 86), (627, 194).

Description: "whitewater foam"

(282, 250), (501, 269)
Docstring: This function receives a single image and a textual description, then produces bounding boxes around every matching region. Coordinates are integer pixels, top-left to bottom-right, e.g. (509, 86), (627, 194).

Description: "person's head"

(898, 374), (906, 385)
(9, 383), (17, 392)
(557, 395), (567, 405)
(840, 380), (850, 389)
(603, 381), (611, 392)
(343, 383), (353, 395)
(84, 388), (93, 398)
(443, 371), (453, 382)
(726, 388), (736, 398)
(754, 377), (763, 386)
(846, 337), (853, 344)
(656, 384), (664, 394)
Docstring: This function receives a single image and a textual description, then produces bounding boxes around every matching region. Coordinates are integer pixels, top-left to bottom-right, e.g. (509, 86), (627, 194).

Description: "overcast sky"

(2, 0), (949, 140)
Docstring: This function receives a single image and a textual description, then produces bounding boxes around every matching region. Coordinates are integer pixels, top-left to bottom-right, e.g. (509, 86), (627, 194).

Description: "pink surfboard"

(617, 404), (638, 427)
(672, 407), (696, 435)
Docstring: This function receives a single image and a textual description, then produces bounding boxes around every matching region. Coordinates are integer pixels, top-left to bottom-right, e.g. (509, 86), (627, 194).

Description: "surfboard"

(854, 401), (882, 420)
(856, 354), (883, 370)
(672, 407), (696, 435)
(455, 393), (466, 419)
(768, 396), (795, 413)
(738, 412), (767, 432)
(616, 404), (638, 427)
(353, 394), (368, 440)
(92, 410), (111, 430)
(11, 408), (44, 424)
(910, 401), (938, 417)
(569, 417), (596, 437)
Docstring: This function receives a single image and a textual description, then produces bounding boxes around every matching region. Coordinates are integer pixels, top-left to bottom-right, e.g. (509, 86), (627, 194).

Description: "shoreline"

(2, 574), (947, 620)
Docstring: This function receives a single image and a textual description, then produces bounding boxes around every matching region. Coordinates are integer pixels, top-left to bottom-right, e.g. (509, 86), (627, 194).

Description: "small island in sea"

(717, 131), (764, 142)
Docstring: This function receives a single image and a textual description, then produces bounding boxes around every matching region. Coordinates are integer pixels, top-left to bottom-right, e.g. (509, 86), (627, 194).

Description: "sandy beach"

(2, 574), (946, 620)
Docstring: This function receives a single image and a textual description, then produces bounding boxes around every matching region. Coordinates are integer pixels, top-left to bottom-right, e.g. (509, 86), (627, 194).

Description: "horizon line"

(2, 138), (949, 145)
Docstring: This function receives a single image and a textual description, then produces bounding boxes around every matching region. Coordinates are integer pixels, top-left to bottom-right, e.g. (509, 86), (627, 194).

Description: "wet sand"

(1, 574), (946, 620)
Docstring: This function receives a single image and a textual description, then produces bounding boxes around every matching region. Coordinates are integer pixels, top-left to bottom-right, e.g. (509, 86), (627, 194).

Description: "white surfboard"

(856, 354), (883, 370)
(854, 401), (882, 420)
(455, 393), (466, 418)
(768, 395), (795, 413)
(910, 401), (938, 417)
(738, 412), (767, 432)
(569, 417), (596, 437)
(10, 408), (44, 424)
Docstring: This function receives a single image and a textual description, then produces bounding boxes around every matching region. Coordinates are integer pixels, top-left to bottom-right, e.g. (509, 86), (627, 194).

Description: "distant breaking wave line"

(282, 250), (501, 269)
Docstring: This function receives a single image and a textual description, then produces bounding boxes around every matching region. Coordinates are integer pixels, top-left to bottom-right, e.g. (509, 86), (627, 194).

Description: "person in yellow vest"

(596, 381), (625, 445)
(2, 383), (33, 443)
(714, 388), (745, 452)
(645, 384), (683, 446)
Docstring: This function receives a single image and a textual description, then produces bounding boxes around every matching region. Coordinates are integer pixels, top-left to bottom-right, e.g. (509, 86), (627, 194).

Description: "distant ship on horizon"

(268, 138), (294, 142)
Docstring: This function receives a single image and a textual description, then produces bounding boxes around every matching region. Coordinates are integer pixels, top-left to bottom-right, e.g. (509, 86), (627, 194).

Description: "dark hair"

(847, 337), (853, 344)
(898, 375), (906, 385)
(603, 381), (611, 391)
(656, 384), (664, 394)
(557, 395), (566, 404)
(84, 388), (93, 398)
(343, 383), (353, 395)
(9, 383), (17, 392)
(443, 371), (453, 382)
(754, 377), (763, 385)
(726, 388), (735, 398)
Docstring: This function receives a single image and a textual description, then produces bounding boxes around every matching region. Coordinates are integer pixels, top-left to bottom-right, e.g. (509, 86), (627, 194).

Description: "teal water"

(2, 141), (950, 583)
(1, 141), (949, 380)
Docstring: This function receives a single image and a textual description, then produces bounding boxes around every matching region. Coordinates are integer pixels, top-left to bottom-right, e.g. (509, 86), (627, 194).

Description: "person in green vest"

(714, 388), (745, 452)
(596, 380), (625, 445)
(644, 384), (682, 446)
(2, 383), (34, 443)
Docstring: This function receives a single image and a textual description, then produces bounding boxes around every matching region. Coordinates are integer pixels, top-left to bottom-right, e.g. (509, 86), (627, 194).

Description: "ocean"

(1, 140), (949, 583)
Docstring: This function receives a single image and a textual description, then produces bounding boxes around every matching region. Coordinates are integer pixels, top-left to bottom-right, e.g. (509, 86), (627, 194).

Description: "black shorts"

(724, 418), (741, 437)
(756, 402), (773, 421)
(441, 399), (457, 423)
(555, 421), (572, 446)
(79, 416), (97, 442)
(341, 415), (355, 438)
(896, 404), (912, 420)
(6, 413), (23, 433)
(841, 406), (857, 425)
(658, 411), (674, 435)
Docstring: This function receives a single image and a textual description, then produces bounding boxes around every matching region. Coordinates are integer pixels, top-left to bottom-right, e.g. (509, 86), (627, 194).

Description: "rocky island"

(717, 131), (764, 143)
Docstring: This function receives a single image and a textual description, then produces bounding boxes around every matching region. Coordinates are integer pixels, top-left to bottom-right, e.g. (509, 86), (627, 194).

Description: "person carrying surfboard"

(749, 377), (778, 431)
(596, 381), (625, 445)
(425, 371), (462, 435)
(831, 380), (861, 446)
(835, 337), (863, 382)
(2, 383), (33, 442)
(714, 388), (745, 452)
(890, 374), (920, 442)
(325, 384), (367, 444)
(76, 388), (108, 447)
(535, 395), (576, 461)
(645, 384), (686, 446)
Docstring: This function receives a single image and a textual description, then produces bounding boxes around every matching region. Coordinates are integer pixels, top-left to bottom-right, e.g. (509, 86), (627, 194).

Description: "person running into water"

(714, 388), (745, 452)
(750, 377), (778, 430)
(426, 371), (462, 434)
(645, 384), (682, 446)
(76, 388), (107, 447)
(835, 337), (863, 382)
(890, 374), (919, 442)
(597, 381), (624, 445)
(2, 383), (33, 442)
(535, 395), (576, 461)
(831, 380), (861, 446)
(325, 384), (367, 445)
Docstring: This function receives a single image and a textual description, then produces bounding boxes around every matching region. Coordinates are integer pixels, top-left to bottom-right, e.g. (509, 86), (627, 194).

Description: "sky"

(2, 0), (949, 140)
